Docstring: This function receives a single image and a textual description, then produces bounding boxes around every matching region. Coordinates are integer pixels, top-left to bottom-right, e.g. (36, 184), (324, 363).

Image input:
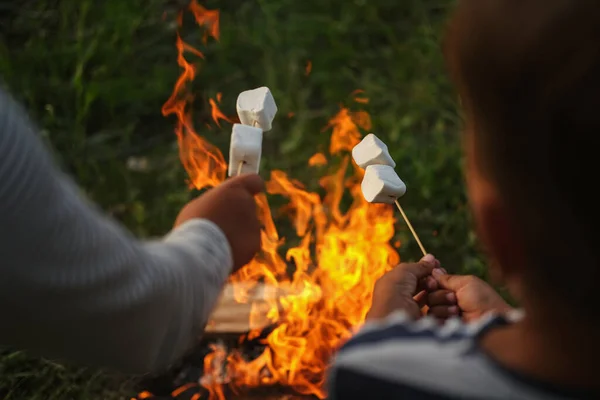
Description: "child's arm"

(327, 256), (438, 398)
(327, 257), (509, 399)
(0, 88), (257, 373)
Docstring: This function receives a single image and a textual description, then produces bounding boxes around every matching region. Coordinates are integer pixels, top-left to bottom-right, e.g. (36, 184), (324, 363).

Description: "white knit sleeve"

(0, 88), (232, 373)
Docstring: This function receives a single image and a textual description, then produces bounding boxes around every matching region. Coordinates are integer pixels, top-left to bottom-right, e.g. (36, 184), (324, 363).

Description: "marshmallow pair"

(352, 134), (406, 204)
(228, 87), (278, 176)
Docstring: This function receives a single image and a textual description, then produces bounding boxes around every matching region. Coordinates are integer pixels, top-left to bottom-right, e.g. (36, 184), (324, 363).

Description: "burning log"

(136, 282), (322, 399)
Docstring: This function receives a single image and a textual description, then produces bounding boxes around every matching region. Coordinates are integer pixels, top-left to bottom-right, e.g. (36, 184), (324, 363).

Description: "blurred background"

(0, 0), (489, 398)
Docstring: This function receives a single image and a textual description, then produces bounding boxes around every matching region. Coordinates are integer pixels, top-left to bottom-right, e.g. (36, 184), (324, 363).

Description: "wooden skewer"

(394, 199), (427, 257)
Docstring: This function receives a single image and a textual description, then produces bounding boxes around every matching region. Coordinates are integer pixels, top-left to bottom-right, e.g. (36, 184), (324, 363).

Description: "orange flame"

(209, 93), (237, 127)
(149, 2), (399, 398)
(189, 0), (219, 42)
(308, 153), (327, 167)
(171, 383), (197, 397)
(202, 343), (228, 400)
(351, 89), (369, 104)
(161, 2), (225, 190)
(324, 108), (370, 155)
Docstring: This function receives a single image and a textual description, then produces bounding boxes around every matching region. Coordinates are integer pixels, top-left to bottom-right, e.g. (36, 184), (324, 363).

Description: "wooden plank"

(205, 283), (321, 335)
(204, 283), (279, 334)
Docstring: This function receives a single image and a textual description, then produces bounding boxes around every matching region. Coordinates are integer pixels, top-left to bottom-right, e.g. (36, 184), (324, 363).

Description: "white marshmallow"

(361, 165), (406, 204)
(228, 124), (263, 176)
(236, 87), (278, 131)
(352, 133), (396, 169)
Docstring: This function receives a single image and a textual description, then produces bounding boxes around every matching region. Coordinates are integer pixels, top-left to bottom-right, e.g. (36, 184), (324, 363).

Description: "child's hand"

(366, 254), (438, 321)
(427, 272), (513, 322)
(174, 174), (265, 272)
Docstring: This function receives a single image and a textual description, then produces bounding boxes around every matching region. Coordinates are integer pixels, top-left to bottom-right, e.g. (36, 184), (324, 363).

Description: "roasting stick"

(237, 161), (245, 176)
(394, 200), (427, 257)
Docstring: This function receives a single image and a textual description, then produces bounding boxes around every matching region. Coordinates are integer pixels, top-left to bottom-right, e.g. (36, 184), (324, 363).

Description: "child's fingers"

(425, 276), (438, 291)
(428, 305), (460, 319)
(427, 290), (457, 307)
(418, 276), (438, 293)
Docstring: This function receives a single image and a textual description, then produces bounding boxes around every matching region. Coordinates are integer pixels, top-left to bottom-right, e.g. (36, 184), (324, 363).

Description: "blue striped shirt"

(328, 311), (598, 399)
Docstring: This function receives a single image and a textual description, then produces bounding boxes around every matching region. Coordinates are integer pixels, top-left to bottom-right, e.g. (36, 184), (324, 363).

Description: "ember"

(138, 1), (400, 399)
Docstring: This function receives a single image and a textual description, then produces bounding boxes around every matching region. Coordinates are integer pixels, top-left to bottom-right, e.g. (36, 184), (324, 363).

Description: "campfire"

(136, 1), (401, 399)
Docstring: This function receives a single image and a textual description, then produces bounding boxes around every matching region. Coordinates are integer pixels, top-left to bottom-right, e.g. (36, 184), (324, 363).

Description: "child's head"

(444, 0), (600, 319)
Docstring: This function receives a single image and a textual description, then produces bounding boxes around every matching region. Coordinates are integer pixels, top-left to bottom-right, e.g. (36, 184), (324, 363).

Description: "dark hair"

(444, 0), (600, 316)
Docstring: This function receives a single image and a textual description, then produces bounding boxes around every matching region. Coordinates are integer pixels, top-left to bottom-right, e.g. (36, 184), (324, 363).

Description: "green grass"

(0, 351), (133, 400)
(0, 0), (489, 398)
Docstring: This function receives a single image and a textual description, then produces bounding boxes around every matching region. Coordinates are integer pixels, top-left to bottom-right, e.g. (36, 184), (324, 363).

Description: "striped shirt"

(328, 311), (599, 399)
(0, 87), (232, 373)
